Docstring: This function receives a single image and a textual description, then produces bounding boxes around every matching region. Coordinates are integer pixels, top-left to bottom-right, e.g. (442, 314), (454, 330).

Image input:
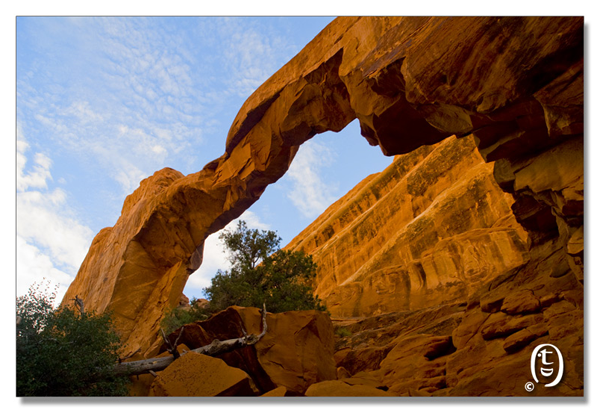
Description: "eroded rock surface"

(331, 239), (583, 396)
(62, 16), (583, 387)
(286, 135), (529, 317)
(162, 306), (336, 395)
(148, 352), (257, 397)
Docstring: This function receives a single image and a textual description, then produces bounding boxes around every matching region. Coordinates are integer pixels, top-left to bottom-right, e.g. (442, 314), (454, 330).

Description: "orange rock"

(287, 135), (529, 317)
(148, 352), (257, 397)
(331, 240), (583, 396)
(61, 17), (583, 367)
(480, 313), (544, 340)
(502, 323), (548, 353)
(501, 290), (541, 315)
(304, 380), (393, 397)
(341, 371), (385, 389)
(336, 366), (350, 379)
(166, 306), (336, 395)
(260, 386), (288, 397)
(378, 335), (452, 393)
(128, 374), (155, 397)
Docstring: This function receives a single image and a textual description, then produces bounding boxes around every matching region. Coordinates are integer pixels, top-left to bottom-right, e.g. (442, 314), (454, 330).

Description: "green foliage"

(334, 326), (352, 337)
(160, 298), (210, 334)
(204, 221), (326, 314)
(16, 281), (129, 397)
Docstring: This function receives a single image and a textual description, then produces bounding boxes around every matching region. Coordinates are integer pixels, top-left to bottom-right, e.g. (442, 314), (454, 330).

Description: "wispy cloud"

(16, 17), (327, 300)
(283, 140), (339, 219)
(17, 17), (300, 200)
(18, 17), (205, 198)
(17, 126), (94, 303)
(218, 18), (297, 98)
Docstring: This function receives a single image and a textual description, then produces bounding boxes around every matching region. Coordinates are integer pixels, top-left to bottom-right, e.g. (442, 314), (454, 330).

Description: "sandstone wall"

(286, 135), (529, 317)
(62, 17), (583, 366)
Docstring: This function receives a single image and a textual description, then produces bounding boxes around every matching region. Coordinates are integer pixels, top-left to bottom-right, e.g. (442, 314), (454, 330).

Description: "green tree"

(16, 281), (129, 397)
(204, 221), (326, 313)
(160, 298), (210, 334)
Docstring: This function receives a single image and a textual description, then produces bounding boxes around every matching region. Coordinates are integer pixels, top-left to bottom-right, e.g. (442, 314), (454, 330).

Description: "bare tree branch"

(118, 348), (140, 364)
(115, 304), (267, 377)
(160, 326), (185, 360)
(72, 296), (85, 315)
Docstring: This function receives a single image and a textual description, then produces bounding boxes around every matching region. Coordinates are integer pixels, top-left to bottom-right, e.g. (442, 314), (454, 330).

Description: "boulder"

(500, 290), (541, 315)
(260, 386), (288, 397)
(167, 306), (336, 395)
(502, 323), (549, 353)
(148, 352), (257, 397)
(378, 335), (453, 394)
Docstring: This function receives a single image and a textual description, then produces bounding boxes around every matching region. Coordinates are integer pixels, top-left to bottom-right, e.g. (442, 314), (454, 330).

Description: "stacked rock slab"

(286, 134), (529, 317)
(162, 306), (336, 396)
(331, 241), (583, 396)
(62, 15), (583, 382)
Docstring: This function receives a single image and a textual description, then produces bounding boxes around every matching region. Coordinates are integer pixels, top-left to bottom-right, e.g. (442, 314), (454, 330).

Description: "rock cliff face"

(331, 241), (583, 396)
(286, 135), (529, 317)
(62, 15), (583, 390)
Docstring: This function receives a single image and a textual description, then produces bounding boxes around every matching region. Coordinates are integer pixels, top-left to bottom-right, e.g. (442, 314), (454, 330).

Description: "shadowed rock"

(62, 16), (583, 372)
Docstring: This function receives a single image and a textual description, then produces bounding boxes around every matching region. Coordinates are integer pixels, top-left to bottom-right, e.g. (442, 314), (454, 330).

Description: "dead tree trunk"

(115, 304), (268, 377)
(72, 295), (85, 315)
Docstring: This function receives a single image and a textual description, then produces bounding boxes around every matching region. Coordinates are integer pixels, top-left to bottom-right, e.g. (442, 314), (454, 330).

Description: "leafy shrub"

(334, 326), (352, 337)
(204, 221), (326, 314)
(16, 281), (129, 396)
(160, 298), (210, 334)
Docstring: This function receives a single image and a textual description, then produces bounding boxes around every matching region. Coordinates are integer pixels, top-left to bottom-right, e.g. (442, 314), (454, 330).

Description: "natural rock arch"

(62, 16), (583, 358)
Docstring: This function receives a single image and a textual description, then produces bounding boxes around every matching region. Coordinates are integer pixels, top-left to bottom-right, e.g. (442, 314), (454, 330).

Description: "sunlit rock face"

(286, 135), (529, 317)
(62, 16), (583, 371)
(162, 306), (336, 396)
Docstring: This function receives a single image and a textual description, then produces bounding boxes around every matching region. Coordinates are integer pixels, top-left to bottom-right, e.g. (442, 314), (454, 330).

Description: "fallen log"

(115, 304), (267, 377)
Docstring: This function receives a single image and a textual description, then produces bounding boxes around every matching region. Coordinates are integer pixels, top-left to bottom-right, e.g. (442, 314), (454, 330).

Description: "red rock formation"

(331, 245), (583, 396)
(62, 17), (583, 388)
(163, 306), (336, 395)
(286, 135), (529, 317)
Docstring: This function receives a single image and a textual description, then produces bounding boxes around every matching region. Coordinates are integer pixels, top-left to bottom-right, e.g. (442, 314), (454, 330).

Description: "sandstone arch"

(62, 16), (583, 358)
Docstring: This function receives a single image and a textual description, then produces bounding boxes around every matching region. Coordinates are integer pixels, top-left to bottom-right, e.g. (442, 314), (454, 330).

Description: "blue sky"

(16, 16), (393, 302)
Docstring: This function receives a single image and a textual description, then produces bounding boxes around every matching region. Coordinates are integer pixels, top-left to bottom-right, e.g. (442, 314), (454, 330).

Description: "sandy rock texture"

(286, 135), (529, 317)
(161, 306), (336, 396)
(62, 16), (583, 392)
(148, 352), (257, 396)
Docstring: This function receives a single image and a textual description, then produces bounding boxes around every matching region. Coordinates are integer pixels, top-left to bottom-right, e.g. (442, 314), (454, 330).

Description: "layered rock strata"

(331, 235), (583, 396)
(62, 16), (583, 370)
(286, 135), (529, 317)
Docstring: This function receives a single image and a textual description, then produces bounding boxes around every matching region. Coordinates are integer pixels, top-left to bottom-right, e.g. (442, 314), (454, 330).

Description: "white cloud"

(16, 128), (93, 304)
(15, 17), (322, 303)
(17, 17), (303, 207)
(16, 236), (74, 306)
(218, 18), (298, 98)
(285, 140), (339, 218)
(113, 164), (147, 197)
(16, 130), (52, 192)
(186, 211), (270, 294)
(17, 17), (204, 197)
